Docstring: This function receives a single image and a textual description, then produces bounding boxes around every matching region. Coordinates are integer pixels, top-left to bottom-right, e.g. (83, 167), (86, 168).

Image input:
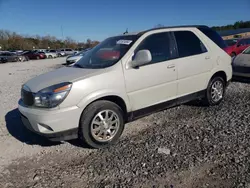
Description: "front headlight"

(34, 82), (72, 108)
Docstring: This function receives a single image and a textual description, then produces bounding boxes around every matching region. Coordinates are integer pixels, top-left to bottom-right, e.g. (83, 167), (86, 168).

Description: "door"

(124, 32), (178, 111)
(172, 30), (213, 97)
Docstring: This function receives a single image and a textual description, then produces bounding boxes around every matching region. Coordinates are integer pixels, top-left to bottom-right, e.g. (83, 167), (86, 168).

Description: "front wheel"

(203, 77), (226, 106)
(79, 100), (125, 149)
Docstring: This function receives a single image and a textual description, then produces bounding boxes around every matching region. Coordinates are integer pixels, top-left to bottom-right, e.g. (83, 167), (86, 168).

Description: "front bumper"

(18, 100), (82, 141)
(233, 66), (250, 77)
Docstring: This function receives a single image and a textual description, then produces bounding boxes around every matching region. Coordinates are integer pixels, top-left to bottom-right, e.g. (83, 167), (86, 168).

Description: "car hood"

(223, 46), (234, 54)
(24, 67), (105, 92)
(233, 53), (250, 67)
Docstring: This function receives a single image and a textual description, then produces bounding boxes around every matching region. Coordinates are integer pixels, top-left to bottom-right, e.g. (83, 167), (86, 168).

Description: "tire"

(36, 56), (40, 60)
(48, 55), (52, 59)
(231, 52), (236, 58)
(203, 77), (226, 106)
(79, 100), (125, 149)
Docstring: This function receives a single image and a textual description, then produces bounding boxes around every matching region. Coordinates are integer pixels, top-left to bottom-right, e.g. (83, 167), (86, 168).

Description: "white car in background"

(65, 48), (91, 65)
(45, 50), (58, 58)
(232, 46), (250, 77)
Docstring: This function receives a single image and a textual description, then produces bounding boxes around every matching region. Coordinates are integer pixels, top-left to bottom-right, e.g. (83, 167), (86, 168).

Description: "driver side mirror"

(130, 50), (152, 68)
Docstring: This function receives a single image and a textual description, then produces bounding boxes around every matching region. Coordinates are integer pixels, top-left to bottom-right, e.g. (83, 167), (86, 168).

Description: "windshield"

(243, 47), (250, 54)
(74, 35), (139, 68)
(225, 39), (238, 46)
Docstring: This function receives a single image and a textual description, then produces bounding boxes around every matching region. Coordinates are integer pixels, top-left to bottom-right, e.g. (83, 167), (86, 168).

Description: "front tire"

(203, 77), (226, 106)
(79, 100), (125, 149)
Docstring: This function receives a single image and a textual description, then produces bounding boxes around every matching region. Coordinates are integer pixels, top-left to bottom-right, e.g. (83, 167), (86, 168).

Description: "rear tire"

(48, 55), (52, 59)
(79, 100), (125, 149)
(202, 77), (226, 106)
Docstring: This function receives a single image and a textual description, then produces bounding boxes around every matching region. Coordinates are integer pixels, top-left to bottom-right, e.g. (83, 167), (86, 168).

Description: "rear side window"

(174, 31), (207, 58)
(198, 27), (227, 49)
(135, 32), (172, 64)
(238, 39), (247, 46)
(66, 49), (72, 51)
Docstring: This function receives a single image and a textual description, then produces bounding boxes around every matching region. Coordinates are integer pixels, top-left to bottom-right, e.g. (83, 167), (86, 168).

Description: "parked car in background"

(224, 38), (250, 57)
(0, 52), (28, 62)
(58, 48), (75, 56)
(232, 46), (250, 77)
(19, 25), (232, 148)
(23, 51), (46, 60)
(65, 48), (91, 65)
(44, 50), (58, 58)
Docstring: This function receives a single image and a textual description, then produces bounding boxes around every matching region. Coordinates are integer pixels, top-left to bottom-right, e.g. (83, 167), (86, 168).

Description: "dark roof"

(138, 25), (209, 35)
(218, 28), (250, 36)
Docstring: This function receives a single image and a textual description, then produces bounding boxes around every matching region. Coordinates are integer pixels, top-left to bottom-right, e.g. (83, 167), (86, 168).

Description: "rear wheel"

(203, 77), (226, 106)
(48, 55), (52, 59)
(79, 100), (125, 149)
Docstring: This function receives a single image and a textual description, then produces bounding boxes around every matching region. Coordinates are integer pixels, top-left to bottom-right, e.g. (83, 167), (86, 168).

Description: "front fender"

(76, 90), (132, 112)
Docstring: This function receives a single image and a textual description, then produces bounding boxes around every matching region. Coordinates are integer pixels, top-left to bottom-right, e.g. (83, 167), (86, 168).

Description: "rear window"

(225, 39), (238, 47)
(198, 27), (227, 49)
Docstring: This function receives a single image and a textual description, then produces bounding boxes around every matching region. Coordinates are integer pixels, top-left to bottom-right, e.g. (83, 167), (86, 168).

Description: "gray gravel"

(0, 60), (250, 187)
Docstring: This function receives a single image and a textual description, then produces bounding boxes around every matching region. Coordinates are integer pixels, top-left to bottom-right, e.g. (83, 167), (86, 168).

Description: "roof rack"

(138, 25), (209, 35)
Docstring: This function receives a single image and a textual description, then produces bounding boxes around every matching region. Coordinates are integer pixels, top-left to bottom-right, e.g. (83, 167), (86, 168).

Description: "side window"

(135, 32), (171, 64)
(198, 27), (227, 49)
(247, 39), (250, 45)
(238, 40), (246, 46)
(174, 31), (207, 58)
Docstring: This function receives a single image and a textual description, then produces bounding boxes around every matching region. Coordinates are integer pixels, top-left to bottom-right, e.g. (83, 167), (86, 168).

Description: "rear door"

(172, 29), (213, 97)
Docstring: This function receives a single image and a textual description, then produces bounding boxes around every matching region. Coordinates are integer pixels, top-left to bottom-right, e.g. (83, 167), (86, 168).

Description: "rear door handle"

(167, 64), (175, 69)
(205, 56), (210, 60)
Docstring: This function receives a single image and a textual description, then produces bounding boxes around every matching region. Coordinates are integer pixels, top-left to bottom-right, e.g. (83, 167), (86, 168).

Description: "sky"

(0, 0), (249, 42)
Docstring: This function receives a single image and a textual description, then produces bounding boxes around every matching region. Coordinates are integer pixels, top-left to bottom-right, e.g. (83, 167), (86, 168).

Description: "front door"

(124, 32), (178, 111)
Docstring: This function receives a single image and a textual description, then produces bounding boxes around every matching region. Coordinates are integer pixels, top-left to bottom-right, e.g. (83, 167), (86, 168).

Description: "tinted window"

(225, 39), (238, 46)
(198, 27), (227, 49)
(238, 39), (247, 46)
(174, 31), (207, 58)
(66, 49), (72, 51)
(135, 32), (171, 64)
(246, 39), (250, 45)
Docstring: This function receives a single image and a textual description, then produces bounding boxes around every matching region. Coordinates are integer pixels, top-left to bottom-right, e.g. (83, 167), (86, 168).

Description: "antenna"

(123, 28), (128, 34)
(61, 25), (64, 40)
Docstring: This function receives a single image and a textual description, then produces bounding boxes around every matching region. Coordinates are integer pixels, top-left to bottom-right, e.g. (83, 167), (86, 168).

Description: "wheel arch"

(211, 71), (227, 83)
(77, 93), (130, 122)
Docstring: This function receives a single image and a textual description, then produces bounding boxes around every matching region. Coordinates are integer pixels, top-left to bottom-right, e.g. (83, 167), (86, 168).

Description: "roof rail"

(138, 25), (209, 35)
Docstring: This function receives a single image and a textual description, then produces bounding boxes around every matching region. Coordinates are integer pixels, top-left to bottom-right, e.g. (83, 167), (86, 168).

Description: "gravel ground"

(0, 59), (250, 188)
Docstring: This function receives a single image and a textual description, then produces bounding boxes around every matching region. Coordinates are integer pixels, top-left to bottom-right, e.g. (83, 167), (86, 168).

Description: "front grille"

(21, 89), (34, 106)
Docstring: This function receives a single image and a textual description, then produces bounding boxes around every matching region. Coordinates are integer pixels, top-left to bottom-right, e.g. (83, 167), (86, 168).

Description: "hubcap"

(90, 110), (120, 142)
(211, 80), (223, 102)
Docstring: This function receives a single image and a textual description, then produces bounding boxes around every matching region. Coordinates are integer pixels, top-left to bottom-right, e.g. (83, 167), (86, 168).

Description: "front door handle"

(205, 56), (210, 60)
(167, 64), (175, 69)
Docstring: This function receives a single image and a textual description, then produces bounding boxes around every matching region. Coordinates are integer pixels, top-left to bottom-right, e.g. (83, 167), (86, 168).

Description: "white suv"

(19, 26), (232, 148)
